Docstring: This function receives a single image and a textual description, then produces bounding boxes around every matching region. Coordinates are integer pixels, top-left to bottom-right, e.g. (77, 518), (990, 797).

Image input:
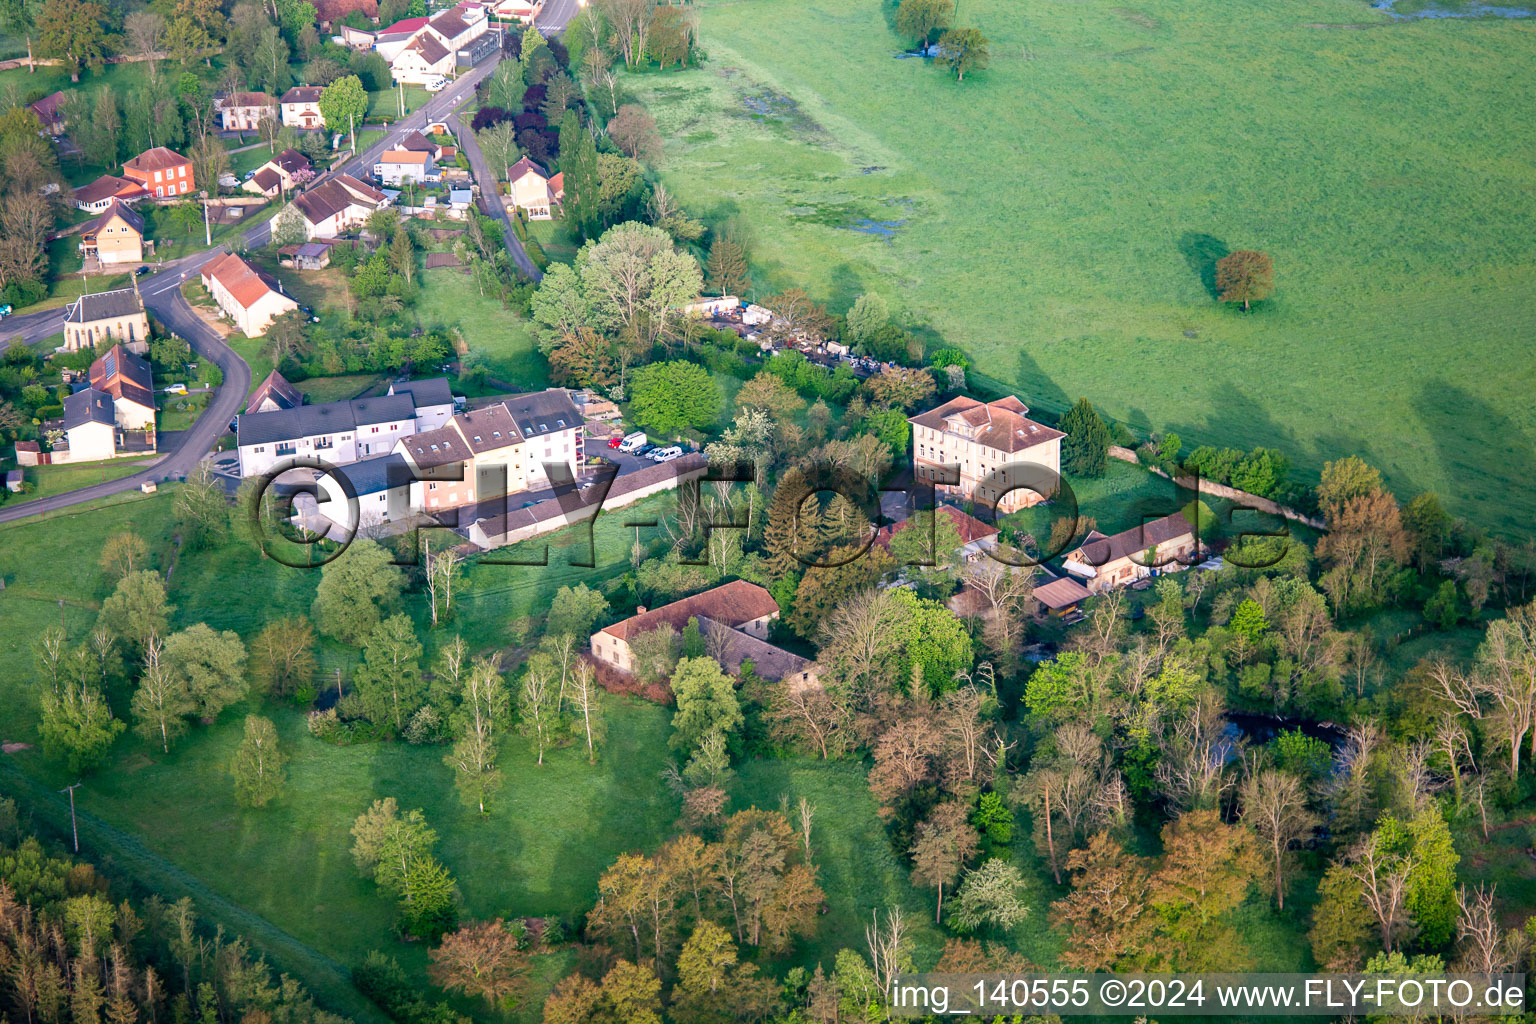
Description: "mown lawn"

(625, 0), (1536, 536)
(18, 458), (147, 500)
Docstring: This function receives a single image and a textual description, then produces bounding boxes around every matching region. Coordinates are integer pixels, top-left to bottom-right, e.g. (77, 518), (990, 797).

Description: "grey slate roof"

(237, 393), (416, 447)
(502, 389), (580, 440)
(65, 288), (143, 324)
(64, 388), (115, 429)
(335, 453), (411, 496)
(389, 377), (453, 407)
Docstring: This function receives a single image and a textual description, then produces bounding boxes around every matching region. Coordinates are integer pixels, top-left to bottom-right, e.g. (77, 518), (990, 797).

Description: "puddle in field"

(1372, 0), (1534, 16)
(846, 218), (907, 240)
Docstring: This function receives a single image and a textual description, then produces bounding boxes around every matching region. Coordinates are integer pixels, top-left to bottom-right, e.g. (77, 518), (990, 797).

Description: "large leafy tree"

(895, 0), (949, 47)
(936, 27), (989, 81)
(428, 920), (527, 1008)
(577, 221), (702, 344)
(35, 0), (106, 81)
(164, 623), (248, 722)
(313, 539), (403, 644)
(98, 570), (172, 651)
(39, 677), (123, 772)
(890, 586), (974, 695)
(630, 360), (720, 435)
(318, 74), (367, 134)
(352, 613), (425, 733)
(669, 656), (741, 751)
(1215, 249), (1274, 311)
(131, 638), (194, 753)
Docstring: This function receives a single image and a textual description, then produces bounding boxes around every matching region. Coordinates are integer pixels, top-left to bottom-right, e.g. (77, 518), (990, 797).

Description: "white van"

(424, 76), (449, 93)
(617, 431), (648, 452)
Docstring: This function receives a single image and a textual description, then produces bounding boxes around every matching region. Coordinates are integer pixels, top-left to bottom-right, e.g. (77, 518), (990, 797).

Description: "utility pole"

(60, 782), (81, 852)
(203, 197), (211, 247)
(350, 111), (356, 155)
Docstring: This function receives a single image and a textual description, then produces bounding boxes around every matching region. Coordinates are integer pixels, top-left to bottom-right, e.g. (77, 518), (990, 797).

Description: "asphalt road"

(1, 306), (67, 349)
(0, 46), (543, 524)
(535, 0), (584, 34)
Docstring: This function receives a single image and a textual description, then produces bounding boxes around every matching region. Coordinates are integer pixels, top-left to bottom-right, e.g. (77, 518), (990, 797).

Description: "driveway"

(450, 109), (541, 280)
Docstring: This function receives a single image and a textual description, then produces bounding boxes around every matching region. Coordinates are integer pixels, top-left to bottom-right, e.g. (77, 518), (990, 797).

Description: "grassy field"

(624, 0), (1536, 536)
(0, 485), (975, 1018)
(416, 267), (549, 389)
(16, 458), (147, 499)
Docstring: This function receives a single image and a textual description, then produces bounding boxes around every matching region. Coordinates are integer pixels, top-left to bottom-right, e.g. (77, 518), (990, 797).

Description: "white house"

(279, 86), (325, 129)
(200, 252), (299, 338)
(235, 379), (454, 477)
(62, 389), (119, 461)
(86, 344), (156, 430)
(387, 378), (455, 432)
(372, 15), (429, 60)
(217, 92), (278, 131)
(374, 149), (437, 186)
(389, 31), (453, 83)
(507, 157), (558, 219)
(305, 452), (415, 537)
(291, 174), (386, 239)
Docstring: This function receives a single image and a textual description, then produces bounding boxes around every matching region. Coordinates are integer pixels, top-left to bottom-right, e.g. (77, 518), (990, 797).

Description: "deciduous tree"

(428, 920), (526, 1008)
(909, 801), (979, 923)
(936, 26), (989, 81)
(352, 614), (425, 733)
(131, 637), (193, 753)
(36, 0), (106, 81)
(163, 623), (247, 722)
(98, 531), (149, 581)
(230, 714), (286, 807)
(1215, 250), (1274, 311)
(895, 0), (949, 47)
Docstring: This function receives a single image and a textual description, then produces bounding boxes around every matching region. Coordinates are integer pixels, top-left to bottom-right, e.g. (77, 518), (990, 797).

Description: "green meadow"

(623, 0), (1536, 535)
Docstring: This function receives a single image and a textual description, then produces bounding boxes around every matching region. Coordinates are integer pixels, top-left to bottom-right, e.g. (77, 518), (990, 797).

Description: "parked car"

(653, 446), (684, 463)
(163, 383), (188, 395)
(617, 431), (648, 452)
(607, 437), (623, 449)
(0, 304), (11, 318)
(632, 444), (656, 457)
(134, 266), (150, 277)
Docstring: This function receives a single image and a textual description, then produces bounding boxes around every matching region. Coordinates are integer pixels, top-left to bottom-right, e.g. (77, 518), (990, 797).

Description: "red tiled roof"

(73, 175), (145, 205)
(600, 581), (779, 641)
(124, 147), (189, 174)
(88, 344), (154, 410)
(872, 504), (999, 551)
(508, 156), (548, 182)
(378, 15), (427, 33)
(1071, 512), (1195, 567)
(201, 252), (286, 312)
(908, 395), (1065, 455)
(29, 91), (66, 123)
